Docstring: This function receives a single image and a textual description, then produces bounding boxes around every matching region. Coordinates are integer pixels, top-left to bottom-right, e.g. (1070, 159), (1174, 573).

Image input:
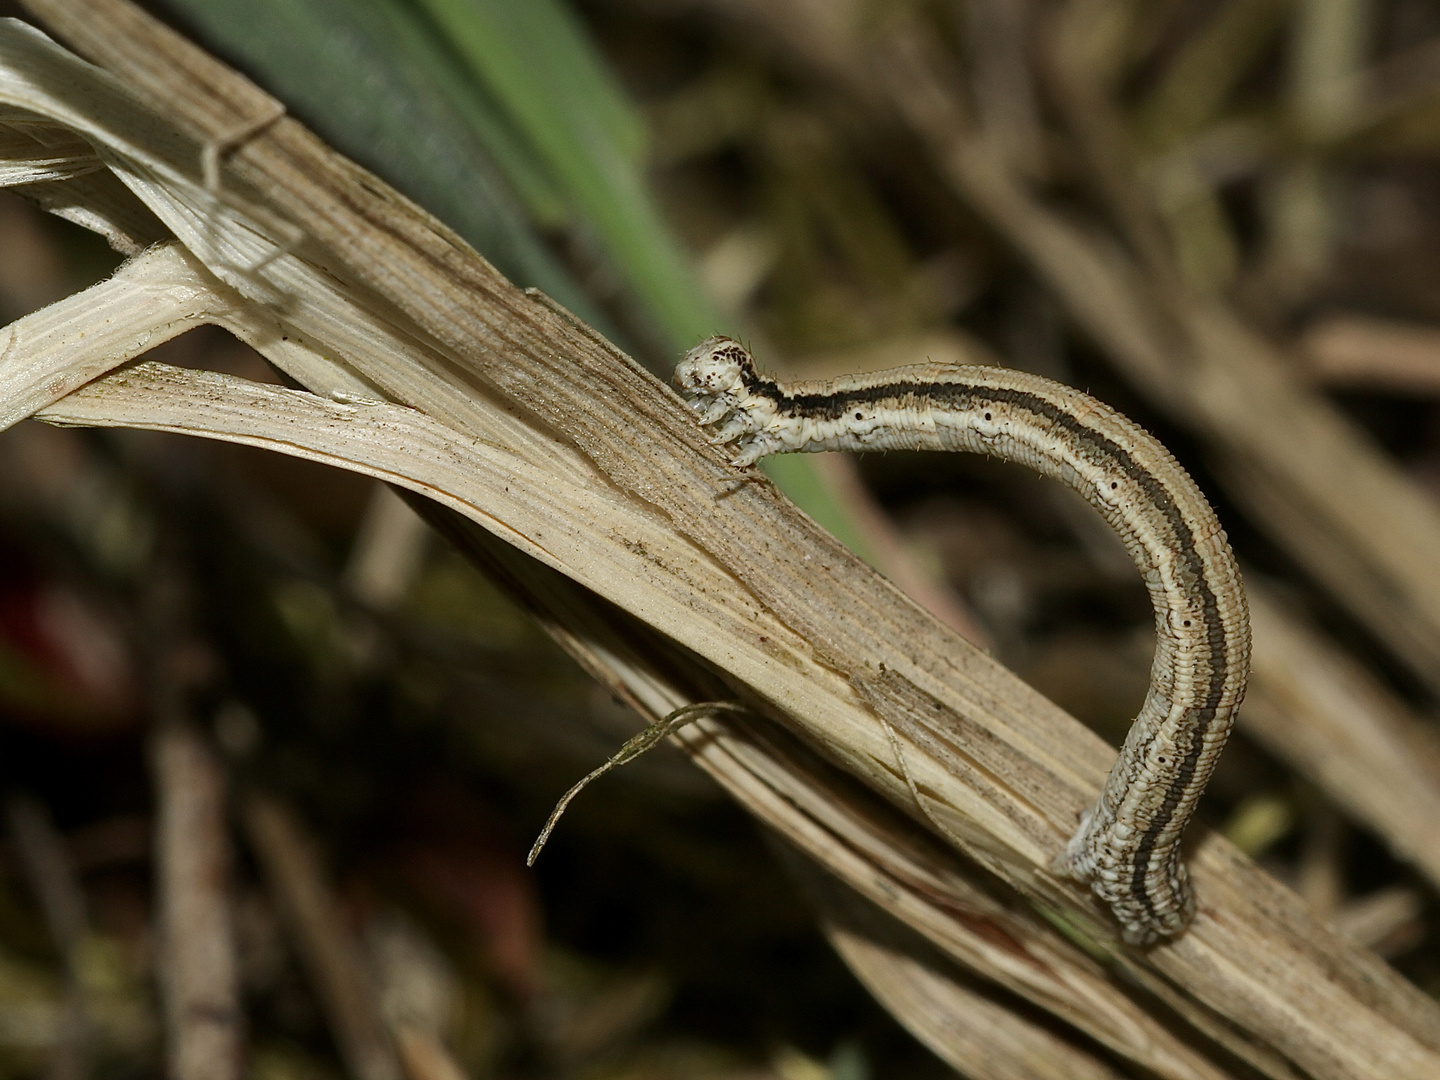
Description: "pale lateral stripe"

(675, 337), (1251, 946)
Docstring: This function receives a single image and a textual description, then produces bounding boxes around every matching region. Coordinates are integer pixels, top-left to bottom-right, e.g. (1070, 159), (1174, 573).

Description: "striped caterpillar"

(675, 336), (1250, 945)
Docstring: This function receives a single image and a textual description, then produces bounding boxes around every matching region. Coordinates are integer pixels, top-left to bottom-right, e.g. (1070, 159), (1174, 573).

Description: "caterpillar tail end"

(1053, 812), (1194, 948)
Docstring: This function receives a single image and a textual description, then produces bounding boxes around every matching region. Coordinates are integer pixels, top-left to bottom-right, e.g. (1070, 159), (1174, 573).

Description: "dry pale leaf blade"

(33, 360), (856, 738)
(0, 22), (307, 302)
(17, 169), (169, 252)
(0, 119), (100, 183)
(786, 849), (1128, 1080)
(828, 926), (1124, 1080)
(0, 39), (593, 477)
(0, 242), (232, 431)
(0, 21), (203, 196)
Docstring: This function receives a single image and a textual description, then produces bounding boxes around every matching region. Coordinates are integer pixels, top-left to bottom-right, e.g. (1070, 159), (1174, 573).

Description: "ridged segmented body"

(675, 336), (1251, 946)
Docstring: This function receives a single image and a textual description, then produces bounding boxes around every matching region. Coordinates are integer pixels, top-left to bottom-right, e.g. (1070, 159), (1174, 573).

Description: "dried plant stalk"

(152, 725), (240, 1080)
(242, 794), (402, 1080)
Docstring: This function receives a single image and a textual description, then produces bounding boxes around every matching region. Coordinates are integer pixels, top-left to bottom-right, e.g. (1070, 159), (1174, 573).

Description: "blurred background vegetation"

(2, 0), (1440, 1077)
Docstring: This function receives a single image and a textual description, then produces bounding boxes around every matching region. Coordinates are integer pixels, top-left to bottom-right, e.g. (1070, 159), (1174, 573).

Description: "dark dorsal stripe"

(733, 357), (1231, 918)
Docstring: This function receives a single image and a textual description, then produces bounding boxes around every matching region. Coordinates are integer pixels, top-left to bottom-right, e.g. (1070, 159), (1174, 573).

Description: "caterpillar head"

(674, 336), (759, 420)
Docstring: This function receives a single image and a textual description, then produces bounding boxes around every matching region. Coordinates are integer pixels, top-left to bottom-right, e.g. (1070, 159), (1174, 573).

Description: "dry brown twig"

(242, 789), (474, 1080)
(241, 794), (403, 1080)
(0, 2), (1437, 1078)
(142, 554), (244, 1080)
(152, 725), (241, 1080)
